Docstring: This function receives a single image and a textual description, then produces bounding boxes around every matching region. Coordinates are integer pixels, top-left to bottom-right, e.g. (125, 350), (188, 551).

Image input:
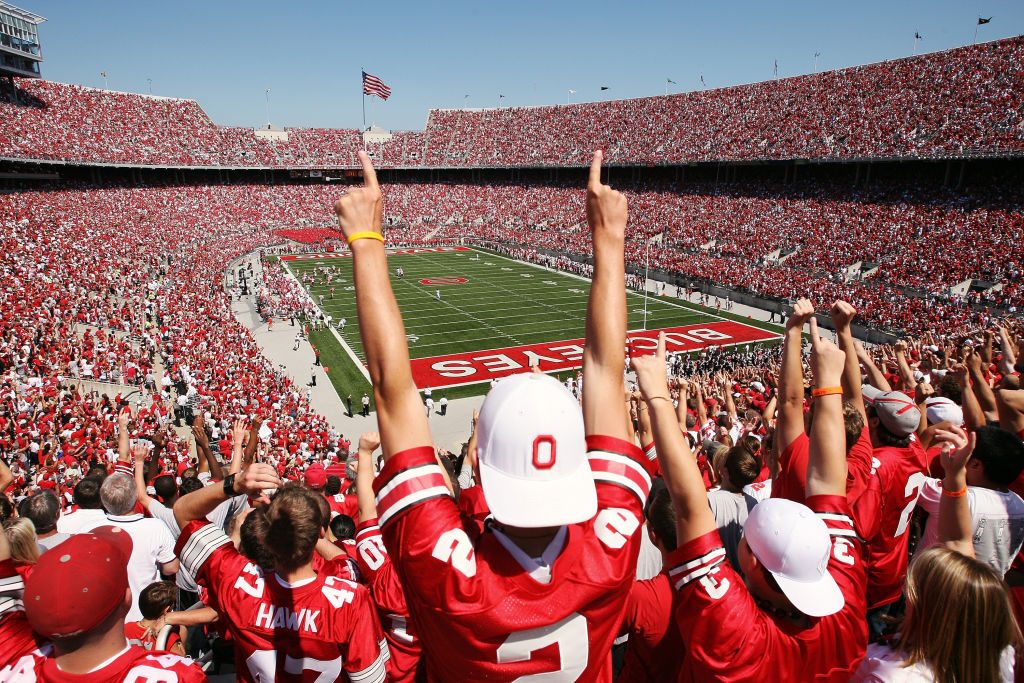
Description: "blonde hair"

(899, 547), (1021, 683)
(3, 518), (40, 565)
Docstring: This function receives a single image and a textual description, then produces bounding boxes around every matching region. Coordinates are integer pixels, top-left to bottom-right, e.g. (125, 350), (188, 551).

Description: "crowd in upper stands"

(2, 36), (1023, 168)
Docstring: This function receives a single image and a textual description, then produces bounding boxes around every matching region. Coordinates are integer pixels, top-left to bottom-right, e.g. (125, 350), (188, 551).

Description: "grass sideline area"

(281, 246), (783, 402)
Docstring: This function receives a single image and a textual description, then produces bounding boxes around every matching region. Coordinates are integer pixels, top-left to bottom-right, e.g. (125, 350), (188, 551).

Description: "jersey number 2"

(496, 612), (588, 682)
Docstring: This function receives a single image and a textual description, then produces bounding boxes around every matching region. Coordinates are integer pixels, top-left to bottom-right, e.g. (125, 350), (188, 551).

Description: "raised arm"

(145, 431), (165, 482)
(117, 409), (131, 464)
(778, 299), (813, 452)
(633, 333), (715, 545)
(228, 418), (247, 475)
(933, 426), (976, 558)
(582, 151), (630, 440)
(356, 432), (381, 522)
(192, 416), (223, 480)
(132, 444), (154, 509)
(805, 319), (849, 497)
(855, 341), (892, 392)
(893, 341), (917, 394)
(967, 350), (997, 416)
(173, 464), (280, 530)
(998, 327), (1016, 376)
(334, 152), (431, 458)
(828, 301), (864, 421)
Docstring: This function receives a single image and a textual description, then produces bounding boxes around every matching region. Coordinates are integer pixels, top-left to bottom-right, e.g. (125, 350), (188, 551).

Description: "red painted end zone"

(281, 246), (470, 261)
(410, 321), (781, 389)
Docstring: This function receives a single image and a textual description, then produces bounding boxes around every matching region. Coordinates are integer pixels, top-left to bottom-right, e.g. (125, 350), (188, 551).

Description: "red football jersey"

(668, 495), (868, 681)
(773, 428), (881, 539)
(0, 560), (47, 677)
(176, 520), (388, 683)
(617, 573), (681, 683)
(354, 519), (422, 682)
(373, 436), (653, 681)
(864, 441), (929, 609)
(327, 493), (359, 521)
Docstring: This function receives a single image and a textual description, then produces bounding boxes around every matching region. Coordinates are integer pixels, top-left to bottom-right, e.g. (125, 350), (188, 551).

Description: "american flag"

(362, 71), (392, 100)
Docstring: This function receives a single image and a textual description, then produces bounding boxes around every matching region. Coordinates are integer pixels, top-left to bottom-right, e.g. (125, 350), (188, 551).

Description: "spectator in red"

(172, 460), (388, 683)
(337, 150), (652, 679)
(0, 525), (204, 680)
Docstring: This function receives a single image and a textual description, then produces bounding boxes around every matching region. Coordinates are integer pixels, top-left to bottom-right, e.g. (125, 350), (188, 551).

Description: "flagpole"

(973, 24), (978, 44)
(361, 69), (366, 131)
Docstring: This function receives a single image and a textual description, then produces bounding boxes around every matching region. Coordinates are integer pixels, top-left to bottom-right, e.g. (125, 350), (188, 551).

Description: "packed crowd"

(2, 36), (1023, 168)
(1, 151), (1024, 681)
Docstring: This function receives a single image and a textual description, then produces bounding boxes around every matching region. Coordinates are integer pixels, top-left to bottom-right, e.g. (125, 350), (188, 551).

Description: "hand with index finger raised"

(333, 150), (383, 243)
(585, 150), (627, 243)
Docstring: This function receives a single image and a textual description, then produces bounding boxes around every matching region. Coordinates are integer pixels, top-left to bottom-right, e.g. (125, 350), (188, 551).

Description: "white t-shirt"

(56, 508), (107, 534)
(915, 479), (1024, 576)
(853, 642), (1014, 682)
(81, 513), (177, 622)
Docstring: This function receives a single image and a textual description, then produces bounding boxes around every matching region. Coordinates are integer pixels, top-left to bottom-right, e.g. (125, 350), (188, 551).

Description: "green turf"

(284, 247), (782, 400)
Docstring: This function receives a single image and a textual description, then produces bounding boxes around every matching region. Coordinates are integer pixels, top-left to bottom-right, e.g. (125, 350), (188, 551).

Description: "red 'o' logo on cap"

(532, 435), (557, 470)
(419, 277), (468, 285)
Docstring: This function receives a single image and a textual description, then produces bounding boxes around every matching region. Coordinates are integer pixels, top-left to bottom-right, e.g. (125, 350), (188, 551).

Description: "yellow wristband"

(347, 231), (384, 245)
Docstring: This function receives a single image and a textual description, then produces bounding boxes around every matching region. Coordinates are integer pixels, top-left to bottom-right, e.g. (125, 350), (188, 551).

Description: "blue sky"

(25, 0), (1024, 131)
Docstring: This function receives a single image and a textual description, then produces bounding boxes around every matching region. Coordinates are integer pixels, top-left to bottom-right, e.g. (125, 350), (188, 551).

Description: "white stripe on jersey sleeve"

(179, 523), (232, 576)
(378, 485), (450, 526)
(348, 644), (389, 683)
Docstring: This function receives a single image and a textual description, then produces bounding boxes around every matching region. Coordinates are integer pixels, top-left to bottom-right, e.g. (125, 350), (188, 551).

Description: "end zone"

(409, 320), (781, 390)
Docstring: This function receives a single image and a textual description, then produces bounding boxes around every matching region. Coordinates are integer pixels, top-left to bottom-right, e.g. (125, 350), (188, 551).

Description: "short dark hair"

(19, 491), (60, 534)
(325, 475), (342, 497)
(72, 478), (102, 509)
(265, 486), (324, 572)
(645, 483), (677, 551)
(972, 426), (1024, 487)
(239, 508), (275, 571)
(330, 514), (356, 541)
(85, 465), (109, 481)
(153, 475), (178, 503)
(138, 581), (178, 619)
(0, 496), (14, 523)
(723, 447), (760, 489)
(178, 477), (204, 496)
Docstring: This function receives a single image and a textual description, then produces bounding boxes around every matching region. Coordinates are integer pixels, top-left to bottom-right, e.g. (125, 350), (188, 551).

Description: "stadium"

(1, 1), (1024, 681)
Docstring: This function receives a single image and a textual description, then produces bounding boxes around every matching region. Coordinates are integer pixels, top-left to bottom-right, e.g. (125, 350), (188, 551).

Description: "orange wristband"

(812, 386), (843, 398)
(942, 486), (968, 498)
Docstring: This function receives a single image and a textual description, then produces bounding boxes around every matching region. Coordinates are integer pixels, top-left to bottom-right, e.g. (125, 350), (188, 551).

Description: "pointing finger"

(808, 315), (819, 343)
(588, 150), (603, 190)
(358, 150), (379, 191)
(657, 331), (666, 361)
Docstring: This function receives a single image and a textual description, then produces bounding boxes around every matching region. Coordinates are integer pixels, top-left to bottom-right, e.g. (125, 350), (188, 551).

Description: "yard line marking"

(283, 261), (370, 382)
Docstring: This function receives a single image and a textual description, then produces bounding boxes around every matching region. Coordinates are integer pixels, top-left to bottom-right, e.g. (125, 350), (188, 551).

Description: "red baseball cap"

(304, 463), (327, 489)
(24, 526), (133, 637)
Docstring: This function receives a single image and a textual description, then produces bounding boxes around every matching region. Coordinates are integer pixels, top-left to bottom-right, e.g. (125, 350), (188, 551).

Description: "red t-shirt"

(373, 437), (653, 681)
(618, 572), (681, 682)
(668, 495), (868, 681)
(175, 521), (387, 683)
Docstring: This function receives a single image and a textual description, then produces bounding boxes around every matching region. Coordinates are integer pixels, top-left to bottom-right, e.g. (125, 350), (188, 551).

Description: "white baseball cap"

(925, 396), (964, 426)
(476, 372), (596, 528)
(743, 498), (844, 618)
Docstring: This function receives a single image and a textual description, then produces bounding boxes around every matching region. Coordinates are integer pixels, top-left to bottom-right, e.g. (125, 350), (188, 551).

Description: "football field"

(281, 246), (782, 401)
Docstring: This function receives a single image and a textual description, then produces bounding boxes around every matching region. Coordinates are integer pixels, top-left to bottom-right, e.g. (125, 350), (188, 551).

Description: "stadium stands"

(2, 36), (1022, 167)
